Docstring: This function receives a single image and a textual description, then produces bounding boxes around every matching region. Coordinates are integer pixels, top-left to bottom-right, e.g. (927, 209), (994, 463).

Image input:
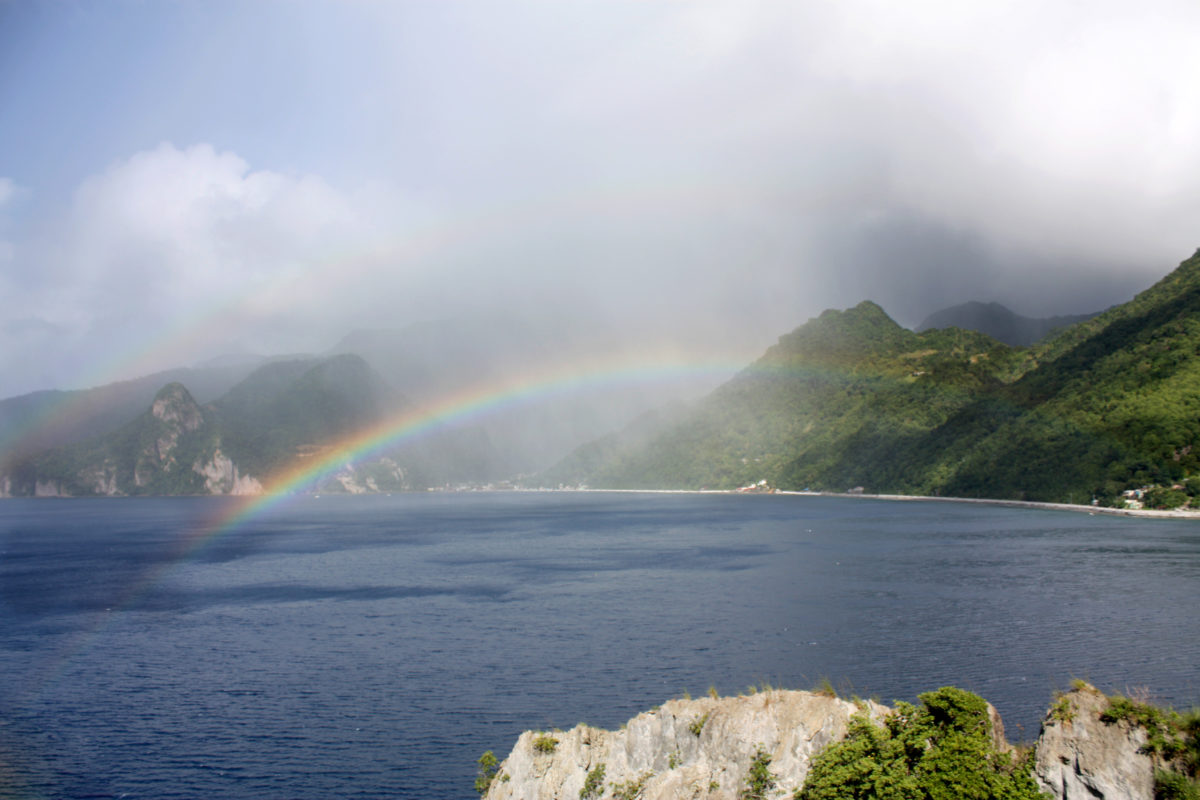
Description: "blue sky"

(2, 1), (1199, 396)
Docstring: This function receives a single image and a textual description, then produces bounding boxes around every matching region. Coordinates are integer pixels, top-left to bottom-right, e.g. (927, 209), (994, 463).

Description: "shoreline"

(7, 485), (1200, 519)
(574, 486), (1200, 519)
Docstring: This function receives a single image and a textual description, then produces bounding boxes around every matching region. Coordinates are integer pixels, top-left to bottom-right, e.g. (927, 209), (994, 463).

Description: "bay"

(1, 492), (1197, 799)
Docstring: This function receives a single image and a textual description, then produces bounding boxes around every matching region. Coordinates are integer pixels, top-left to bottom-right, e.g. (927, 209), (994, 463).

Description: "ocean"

(1, 492), (1197, 798)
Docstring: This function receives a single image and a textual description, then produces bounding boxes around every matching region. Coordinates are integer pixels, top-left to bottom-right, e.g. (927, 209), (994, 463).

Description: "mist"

(2, 0), (1198, 398)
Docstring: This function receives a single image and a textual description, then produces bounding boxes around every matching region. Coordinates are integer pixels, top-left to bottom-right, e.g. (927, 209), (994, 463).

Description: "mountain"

(0, 354), (507, 496)
(916, 301), (1100, 346)
(558, 300), (1028, 491)
(553, 250), (1200, 506)
(3, 381), (224, 497)
(0, 362), (266, 460)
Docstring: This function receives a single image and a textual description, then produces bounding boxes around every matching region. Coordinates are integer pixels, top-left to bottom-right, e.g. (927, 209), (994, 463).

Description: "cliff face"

(193, 447), (263, 495)
(484, 684), (1172, 800)
(134, 382), (207, 487)
(1034, 685), (1157, 800)
(482, 690), (887, 800)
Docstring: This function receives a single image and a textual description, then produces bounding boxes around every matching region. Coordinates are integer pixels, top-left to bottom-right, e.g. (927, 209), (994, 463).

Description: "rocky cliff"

(481, 690), (888, 800)
(482, 684), (1193, 800)
(1035, 684), (1185, 800)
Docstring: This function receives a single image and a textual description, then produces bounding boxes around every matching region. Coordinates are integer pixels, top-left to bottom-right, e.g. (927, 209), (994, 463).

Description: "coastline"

(575, 486), (1200, 519)
(7, 485), (1200, 518)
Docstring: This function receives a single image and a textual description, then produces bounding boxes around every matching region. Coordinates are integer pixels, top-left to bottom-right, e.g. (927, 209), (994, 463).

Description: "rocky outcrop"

(482, 690), (887, 800)
(484, 684), (1188, 800)
(1035, 684), (1157, 800)
(80, 459), (122, 496)
(151, 382), (204, 431)
(135, 383), (208, 486)
(193, 448), (263, 495)
(34, 479), (65, 497)
(332, 458), (406, 493)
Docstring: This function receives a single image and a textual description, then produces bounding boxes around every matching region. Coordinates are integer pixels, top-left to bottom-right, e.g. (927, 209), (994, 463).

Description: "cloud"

(1, 144), (416, 390)
(391, 0), (1200, 324)
(3, 1), (1200, 397)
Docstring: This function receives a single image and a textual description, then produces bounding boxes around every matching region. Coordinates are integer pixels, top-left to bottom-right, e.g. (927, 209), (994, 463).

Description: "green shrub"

(1102, 697), (1186, 760)
(533, 733), (559, 754)
(580, 763), (606, 800)
(475, 750), (499, 796)
(690, 712), (711, 736)
(1145, 487), (1189, 509)
(795, 686), (1043, 800)
(1102, 696), (1200, 791)
(1155, 769), (1200, 800)
(611, 771), (653, 800)
(740, 746), (777, 800)
(1050, 694), (1075, 723)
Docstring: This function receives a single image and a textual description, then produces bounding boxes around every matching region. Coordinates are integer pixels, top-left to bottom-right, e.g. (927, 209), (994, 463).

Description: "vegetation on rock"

(1100, 693), (1200, 798)
(610, 770), (653, 800)
(475, 683), (1200, 799)
(739, 745), (777, 800)
(474, 750), (500, 796)
(796, 687), (1043, 800)
(579, 763), (606, 799)
(532, 733), (559, 754)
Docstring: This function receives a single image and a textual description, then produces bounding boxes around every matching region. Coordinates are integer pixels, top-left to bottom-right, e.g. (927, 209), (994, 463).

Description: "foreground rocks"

(482, 690), (887, 800)
(483, 683), (1177, 800)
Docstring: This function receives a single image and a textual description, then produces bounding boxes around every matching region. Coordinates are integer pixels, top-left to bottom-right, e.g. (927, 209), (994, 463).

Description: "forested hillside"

(557, 250), (1200, 506)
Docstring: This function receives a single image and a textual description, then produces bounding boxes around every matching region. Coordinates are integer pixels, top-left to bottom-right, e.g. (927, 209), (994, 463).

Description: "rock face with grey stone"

(483, 683), (1173, 800)
(481, 690), (888, 800)
(1034, 684), (1157, 800)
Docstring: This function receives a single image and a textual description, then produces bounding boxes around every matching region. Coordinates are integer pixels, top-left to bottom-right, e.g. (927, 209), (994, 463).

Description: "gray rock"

(1034, 684), (1156, 800)
(482, 690), (887, 800)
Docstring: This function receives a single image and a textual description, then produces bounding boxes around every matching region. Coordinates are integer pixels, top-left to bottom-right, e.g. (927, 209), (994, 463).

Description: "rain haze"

(2, 0), (1199, 398)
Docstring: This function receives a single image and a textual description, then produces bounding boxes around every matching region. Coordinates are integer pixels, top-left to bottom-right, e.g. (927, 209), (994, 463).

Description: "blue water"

(1, 492), (1198, 799)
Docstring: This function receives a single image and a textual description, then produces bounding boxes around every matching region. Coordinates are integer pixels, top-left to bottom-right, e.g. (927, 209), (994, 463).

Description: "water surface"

(1, 492), (1197, 798)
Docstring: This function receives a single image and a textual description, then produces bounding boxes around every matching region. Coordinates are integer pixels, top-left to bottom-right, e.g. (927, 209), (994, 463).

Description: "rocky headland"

(477, 684), (1197, 800)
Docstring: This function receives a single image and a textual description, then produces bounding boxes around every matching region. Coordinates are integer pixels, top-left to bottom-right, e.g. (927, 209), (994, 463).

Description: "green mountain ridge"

(554, 250), (1200, 506)
(8, 251), (1200, 502)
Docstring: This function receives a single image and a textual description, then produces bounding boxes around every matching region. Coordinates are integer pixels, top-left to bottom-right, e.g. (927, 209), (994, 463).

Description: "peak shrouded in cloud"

(1, 0), (1199, 397)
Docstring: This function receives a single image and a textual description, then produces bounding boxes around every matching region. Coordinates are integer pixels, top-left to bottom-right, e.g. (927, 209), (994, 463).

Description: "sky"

(2, 0), (1199, 397)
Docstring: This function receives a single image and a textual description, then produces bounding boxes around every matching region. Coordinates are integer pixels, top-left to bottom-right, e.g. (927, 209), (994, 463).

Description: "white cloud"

(1, 144), (423, 391)
(4, 1), (1200, 396)
(798, 0), (1200, 266)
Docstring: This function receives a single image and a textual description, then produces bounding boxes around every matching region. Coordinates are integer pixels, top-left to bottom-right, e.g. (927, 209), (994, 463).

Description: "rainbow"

(0, 170), (850, 461)
(10, 352), (761, 705)
(205, 353), (753, 526)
